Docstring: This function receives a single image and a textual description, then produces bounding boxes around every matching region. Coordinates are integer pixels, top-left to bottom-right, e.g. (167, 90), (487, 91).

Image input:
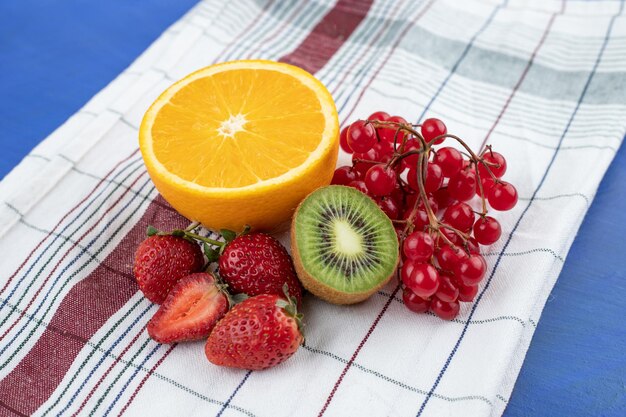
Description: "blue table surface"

(0, 1), (624, 416)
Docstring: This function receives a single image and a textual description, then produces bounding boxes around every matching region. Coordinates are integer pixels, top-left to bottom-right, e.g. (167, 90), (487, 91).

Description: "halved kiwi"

(291, 185), (399, 304)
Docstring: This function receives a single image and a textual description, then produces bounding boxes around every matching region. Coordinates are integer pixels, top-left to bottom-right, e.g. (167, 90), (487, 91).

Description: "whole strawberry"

(205, 293), (303, 370)
(218, 233), (303, 303)
(148, 272), (229, 343)
(133, 234), (204, 304)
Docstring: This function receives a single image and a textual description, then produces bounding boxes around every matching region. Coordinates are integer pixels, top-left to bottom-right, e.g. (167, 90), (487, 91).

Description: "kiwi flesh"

(291, 185), (399, 304)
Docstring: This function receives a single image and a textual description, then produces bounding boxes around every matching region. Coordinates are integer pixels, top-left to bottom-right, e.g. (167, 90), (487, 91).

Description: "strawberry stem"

(183, 232), (225, 247)
(184, 221), (200, 232)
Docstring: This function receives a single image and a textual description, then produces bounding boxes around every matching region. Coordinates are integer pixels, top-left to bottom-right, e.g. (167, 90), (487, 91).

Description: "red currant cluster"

(332, 112), (518, 320)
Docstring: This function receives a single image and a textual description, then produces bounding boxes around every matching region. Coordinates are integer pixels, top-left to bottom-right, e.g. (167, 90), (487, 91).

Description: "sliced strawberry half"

(147, 272), (229, 344)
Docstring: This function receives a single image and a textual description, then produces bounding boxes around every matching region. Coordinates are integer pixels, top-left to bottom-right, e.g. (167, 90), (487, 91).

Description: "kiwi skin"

(290, 187), (399, 305)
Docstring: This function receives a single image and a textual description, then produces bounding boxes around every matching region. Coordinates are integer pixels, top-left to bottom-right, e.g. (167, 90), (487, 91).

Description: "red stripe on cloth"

(0, 171), (148, 344)
(244, 1), (302, 59)
(279, 0), (375, 73)
(478, 3), (564, 151)
(0, 149), (140, 298)
(116, 344), (176, 417)
(0, 197), (187, 416)
(329, 0), (407, 96)
(317, 284), (401, 417)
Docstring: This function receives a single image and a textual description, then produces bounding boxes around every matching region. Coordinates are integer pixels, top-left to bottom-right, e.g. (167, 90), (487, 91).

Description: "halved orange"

(139, 60), (339, 231)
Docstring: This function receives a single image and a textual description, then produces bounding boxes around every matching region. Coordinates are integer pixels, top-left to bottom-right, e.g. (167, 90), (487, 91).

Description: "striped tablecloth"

(0, 0), (625, 416)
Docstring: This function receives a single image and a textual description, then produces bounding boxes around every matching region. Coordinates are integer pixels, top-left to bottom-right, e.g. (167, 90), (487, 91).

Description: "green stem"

(184, 232), (225, 247)
(184, 221), (200, 232)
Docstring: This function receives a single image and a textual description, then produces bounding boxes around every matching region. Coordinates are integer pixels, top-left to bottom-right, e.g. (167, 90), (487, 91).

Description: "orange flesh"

(151, 69), (326, 188)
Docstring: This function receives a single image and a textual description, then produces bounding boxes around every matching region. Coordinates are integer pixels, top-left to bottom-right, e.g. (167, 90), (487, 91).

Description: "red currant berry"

(442, 202), (475, 232)
(433, 187), (456, 210)
(368, 111), (391, 122)
(388, 115), (408, 143)
(406, 166), (420, 191)
(466, 237), (481, 254)
(400, 139), (421, 170)
(402, 208), (429, 231)
(378, 115), (407, 144)
(390, 183), (406, 207)
(454, 254), (487, 286)
(435, 245), (468, 271)
(402, 288), (430, 313)
(407, 194), (438, 214)
(352, 147), (379, 177)
(421, 118), (447, 144)
(405, 193), (419, 210)
(488, 181), (518, 211)
(373, 141), (394, 163)
(431, 297), (460, 320)
(425, 163), (443, 193)
(409, 163), (443, 193)
(348, 180), (368, 194)
(424, 194), (439, 214)
(347, 120), (376, 153)
(435, 274), (459, 303)
(434, 147), (463, 177)
(375, 196), (400, 220)
(456, 279), (479, 302)
(365, 164), (397, 196)
(402, 263), (440, 298)
(401, 259), (416, 283)
(478, 176), (496, 196)
(448, 169), (477, 201)
(478, 151), (507, 178)
(438, 226), (461, 246)
(473, 216), (502, 245)
(403, 231), (435, 262)
(331, 166), (358, 186)
(339, 126), (352, 153)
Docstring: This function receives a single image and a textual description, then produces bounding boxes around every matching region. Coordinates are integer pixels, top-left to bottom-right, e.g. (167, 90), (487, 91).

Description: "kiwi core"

(333, 220), (363, 256)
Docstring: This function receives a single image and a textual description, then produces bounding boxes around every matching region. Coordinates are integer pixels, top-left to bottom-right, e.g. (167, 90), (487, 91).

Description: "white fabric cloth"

(0, 0), (625, 416)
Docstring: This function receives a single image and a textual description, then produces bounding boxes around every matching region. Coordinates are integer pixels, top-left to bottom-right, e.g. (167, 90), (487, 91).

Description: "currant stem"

(438, 134), (500, 182)
(431, 133), (496, 214)
(386, 149), (425, 169)
(367, 120), (427, 149)
(474, 164), (488, 215)
(431, 224), (456, 248)
(431, 134), (478, 160)
(353, 158), (379, 165)
(417, 152), (438, 226)
(438, 223), (471, 241)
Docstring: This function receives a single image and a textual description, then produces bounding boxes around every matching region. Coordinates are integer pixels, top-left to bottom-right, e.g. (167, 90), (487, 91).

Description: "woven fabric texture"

(0, 0), (625, 416)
